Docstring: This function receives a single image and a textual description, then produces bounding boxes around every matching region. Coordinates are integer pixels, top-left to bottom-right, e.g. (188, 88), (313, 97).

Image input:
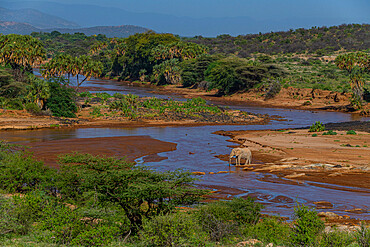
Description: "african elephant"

(229, 147), (252, 166)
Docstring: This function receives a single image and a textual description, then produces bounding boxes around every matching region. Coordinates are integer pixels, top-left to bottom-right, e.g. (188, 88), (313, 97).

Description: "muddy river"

(5, 74), (370, 219)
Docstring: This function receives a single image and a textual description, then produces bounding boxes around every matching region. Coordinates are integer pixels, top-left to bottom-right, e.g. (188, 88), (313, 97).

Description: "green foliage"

(181, 55), (217, 87)
(264, 80), (282, 99)
(309, 121), (326, 132)
(196, 198), (263, 241)
(57, 153), (206, 231)
(312, 133), (318, 137)
(323, 130), (337, 135)
(41, 53), (103, 88)
(90, 106), (103, 117)
(140, 212), (208, 246)
(290, 203), (324, 246)
(247, 217), (291, 245)
(0, 191), (48, 237)
(114, 31), (178, 79)
(45, 78), (78, 118)
(188, 24), (369, 57)
(205, 57), (283, 95)
(355, 223), (370, 247)
(24, 102), (41, 115)
(71, 225), (121, 247)
(0, 142), (56, 193)
(347, 130), (357, 135)
(0, 34), (45, 77)
(319, 229), (355, 247)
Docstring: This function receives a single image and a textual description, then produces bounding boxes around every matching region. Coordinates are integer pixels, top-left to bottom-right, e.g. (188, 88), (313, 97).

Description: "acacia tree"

(0, 34), (45, 79)
(57, 153), (206, 232)
(335, 52), (369, 108)
(42, 54), (103, 89)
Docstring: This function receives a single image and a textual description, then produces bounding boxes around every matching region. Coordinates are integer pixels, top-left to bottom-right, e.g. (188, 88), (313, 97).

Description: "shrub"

(355, 223), (370, 247)
(140, 212), (208, 246)
(323, 130), (337, 135)
(5, 98), (24, 110)
(319, 230), (355, 247)
(290, 203), (324, 246)
(196, 197), (263, 241)
(0, 143), (56, 193)
(71, 225), (121, 247)
(46, 79), (77, 118)
(247, 217), (290, 245)
(312, 134), (318, 137)
(264, 80), (281, 100)
(309, 121), (326, 132)
(25, 102), (41, 115)
(346, 130), (357, 135)
(0, 190), (49, 237)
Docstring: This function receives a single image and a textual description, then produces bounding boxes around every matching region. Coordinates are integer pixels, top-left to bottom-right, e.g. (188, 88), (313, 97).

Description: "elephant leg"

(237, 155), (241, 166)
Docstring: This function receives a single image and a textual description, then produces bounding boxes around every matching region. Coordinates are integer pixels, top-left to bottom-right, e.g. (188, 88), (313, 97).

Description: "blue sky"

(3, 0), (369, 36)
(8, 0), (370, 20)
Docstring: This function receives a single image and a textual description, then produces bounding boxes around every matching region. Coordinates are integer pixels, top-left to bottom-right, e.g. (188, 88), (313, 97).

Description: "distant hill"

(187, 24), (370, 57)
(0, 7), (79, 29)
(43, 25), (150, 38)
(0, 21), (41, 35)
(0, 20), (149, 38)
(2, 1), (369, 36)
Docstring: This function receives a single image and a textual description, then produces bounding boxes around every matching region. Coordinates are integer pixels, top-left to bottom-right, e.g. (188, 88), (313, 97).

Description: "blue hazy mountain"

(0, 7), (79, 29)
(1, 1), (367, 36)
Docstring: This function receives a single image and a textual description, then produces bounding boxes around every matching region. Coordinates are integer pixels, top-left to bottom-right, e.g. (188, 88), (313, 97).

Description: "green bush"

(323, 130), (337, 135)
(140, 212), (208, 246)
(312, 133), (318, 137)
(290, 203), (324, 246)
(71, 225), (121, 247)
(355, 223), (370, 247)
(5, 98), (24, 110)
(319, 230), (355, 247)
(309, 121), (326, 132)
(25, 102), (41, 115)
(346, 130), (357, 135)
(0, 143), (56, 193)
(45, 79), (77, 118)
(264, 80), (282, 100)
(0, 191), (49, 237)
(196, 198), (263, 241)
(247, 217), (290, 245)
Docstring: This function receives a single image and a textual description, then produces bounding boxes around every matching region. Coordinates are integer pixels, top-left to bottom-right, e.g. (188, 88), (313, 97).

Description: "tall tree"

(0, 34), (45, 79)
(42, 54), (103, 89)
(335, 52), (369, 108)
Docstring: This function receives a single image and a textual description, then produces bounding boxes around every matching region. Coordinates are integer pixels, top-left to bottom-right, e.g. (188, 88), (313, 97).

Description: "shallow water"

(7, 73), (369, 219)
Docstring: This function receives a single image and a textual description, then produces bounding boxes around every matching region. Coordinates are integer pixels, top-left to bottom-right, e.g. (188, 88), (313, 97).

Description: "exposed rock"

(285, 173), (306, 179)
(328, 172), (343, 177)
(314, 201), (334, 209)
(344, 208), (368, 214)
(237, 239), (262, 246)
(318, 211), (339, 219)
(217, 171), (229, 174)
(192, 172), (205, 175)
(280, 157), (299, 162)
(209, 172), (215, 174)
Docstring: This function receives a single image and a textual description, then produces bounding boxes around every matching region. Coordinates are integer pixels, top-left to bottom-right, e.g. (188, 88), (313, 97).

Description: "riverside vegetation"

(1, 142), (369, 246)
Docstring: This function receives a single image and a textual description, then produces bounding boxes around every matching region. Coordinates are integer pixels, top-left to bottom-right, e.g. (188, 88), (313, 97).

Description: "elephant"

(229, 147), (252, 166)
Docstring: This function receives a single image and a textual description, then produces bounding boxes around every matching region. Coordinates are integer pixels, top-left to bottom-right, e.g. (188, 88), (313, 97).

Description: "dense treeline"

(186, 24), (370, 57)
(31, 31), (109, 57)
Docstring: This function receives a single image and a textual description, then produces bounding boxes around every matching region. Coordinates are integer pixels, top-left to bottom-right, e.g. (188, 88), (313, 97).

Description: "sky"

(6, 0), (370, 20)
(2, 0), (369, 36)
